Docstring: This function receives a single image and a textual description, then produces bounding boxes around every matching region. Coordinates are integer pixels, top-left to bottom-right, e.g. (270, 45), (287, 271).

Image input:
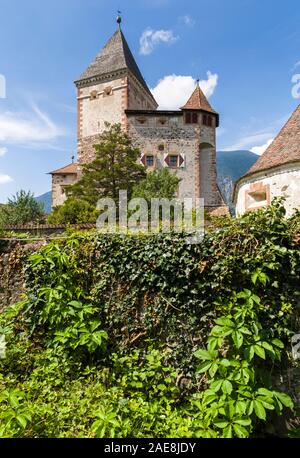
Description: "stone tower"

(74, 22), (157, 166)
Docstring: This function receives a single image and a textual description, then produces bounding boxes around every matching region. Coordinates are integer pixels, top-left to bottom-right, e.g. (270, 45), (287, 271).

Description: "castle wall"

(235, 163), (300, 217)
(127, 113), (223, 206)
(52, 173), (78, 208)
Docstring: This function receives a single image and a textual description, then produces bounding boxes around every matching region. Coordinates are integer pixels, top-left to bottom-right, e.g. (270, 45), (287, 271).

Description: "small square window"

(146, 155), (154, 167)
(158, 118), (167, 125)
(158, 144), (165, 151)
(169, 155), (179, 168)
(104, 86), (113, 96)
(90, 90), (98, 100)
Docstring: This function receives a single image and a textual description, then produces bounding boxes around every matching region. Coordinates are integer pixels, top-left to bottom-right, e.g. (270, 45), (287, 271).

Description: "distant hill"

(217, 150), (258, 209)
(35, 191), (52, 214)
(35, 151), (258, 215)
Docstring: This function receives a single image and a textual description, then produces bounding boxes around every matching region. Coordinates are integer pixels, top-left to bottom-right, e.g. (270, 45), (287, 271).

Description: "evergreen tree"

(69, 123), (145, 204)
(132, 168), (181, 202)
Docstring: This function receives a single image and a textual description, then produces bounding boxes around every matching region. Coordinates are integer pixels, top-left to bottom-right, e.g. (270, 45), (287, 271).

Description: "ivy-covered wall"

(23, 203), (300, 373)
(0, 240), (44, 311)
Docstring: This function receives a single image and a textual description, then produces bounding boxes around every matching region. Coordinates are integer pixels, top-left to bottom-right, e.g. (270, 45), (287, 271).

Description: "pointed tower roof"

(75, 28), (155, 102)
(181, 83), (217, 114)
(243, 104), (300, 178)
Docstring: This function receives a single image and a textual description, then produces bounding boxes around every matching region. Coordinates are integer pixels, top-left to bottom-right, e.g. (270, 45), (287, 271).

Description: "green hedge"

(24, 200), (300, 372)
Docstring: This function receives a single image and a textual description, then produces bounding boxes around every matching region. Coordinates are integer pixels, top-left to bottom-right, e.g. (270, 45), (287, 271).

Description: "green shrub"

(47, 198), (99, 224)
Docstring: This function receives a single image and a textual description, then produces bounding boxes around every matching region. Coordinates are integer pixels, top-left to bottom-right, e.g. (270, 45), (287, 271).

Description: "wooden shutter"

(140, 153), (146, 166)
(164, 154), (170, 167)
(179, 154), (186, 168)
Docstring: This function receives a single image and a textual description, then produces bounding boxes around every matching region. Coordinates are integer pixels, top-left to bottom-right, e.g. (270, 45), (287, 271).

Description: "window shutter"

(140, 154), (146, 166)
(164, 154), (170, 167)
(179, 154), (185, 168)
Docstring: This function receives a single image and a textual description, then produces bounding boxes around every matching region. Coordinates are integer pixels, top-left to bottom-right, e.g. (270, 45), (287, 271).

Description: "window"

(158, 144), (165, 152)
(104, 86), (113, 96)
(185, 112), (199, 124)
(245, 183), (270, 211)
(137, 117), (147, 125)
(203, 114), (213, 127)
(247, 191), (267, 208)
(158, 118), (167, 126)
(146, 155), (154, 167)
(185, 113), (192, 124)
(90, 90), (98, 100)
(169, 155), (179, 168)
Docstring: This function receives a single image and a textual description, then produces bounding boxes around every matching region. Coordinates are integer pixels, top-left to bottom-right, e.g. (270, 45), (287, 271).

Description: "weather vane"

(117, 10), (122, 28)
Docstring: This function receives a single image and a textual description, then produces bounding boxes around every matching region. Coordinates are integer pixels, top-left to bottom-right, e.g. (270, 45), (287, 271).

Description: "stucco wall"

(78, 76), (127, 140)
(235, 163), (300, 217)
(52, 173), (78, 207)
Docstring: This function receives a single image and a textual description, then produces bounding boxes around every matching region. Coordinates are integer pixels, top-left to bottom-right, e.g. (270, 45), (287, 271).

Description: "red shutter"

(179, 154), (185, 168)
(164, 154), (170, 167)
(140, 154), (146, 166)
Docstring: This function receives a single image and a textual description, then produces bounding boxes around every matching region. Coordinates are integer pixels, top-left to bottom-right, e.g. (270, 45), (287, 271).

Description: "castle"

(50, 18), (227, 215)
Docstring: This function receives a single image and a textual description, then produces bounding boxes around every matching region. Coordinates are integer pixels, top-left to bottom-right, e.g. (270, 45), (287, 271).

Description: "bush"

(47, 198), (99, 224)
(0, 200), (299, 437)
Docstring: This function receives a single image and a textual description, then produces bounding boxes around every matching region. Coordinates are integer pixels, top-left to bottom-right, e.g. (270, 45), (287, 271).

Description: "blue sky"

(0, 0), (300, 202)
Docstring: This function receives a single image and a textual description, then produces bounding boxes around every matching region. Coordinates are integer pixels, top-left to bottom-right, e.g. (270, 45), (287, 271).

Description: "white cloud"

(0, 147), (7, 157)
(292, 61), (300, 71)
(0, 104), (65, 148)
(0, 174), (13, 185)
(139, 28), (178, 55)
(250, 138), (274, 156)
(151, 72), (218, 110)
(224, 131), (274, 151)
(179, 15), (196, 27)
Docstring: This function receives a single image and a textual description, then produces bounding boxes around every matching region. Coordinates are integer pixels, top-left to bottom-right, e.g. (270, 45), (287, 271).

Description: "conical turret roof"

(75, 28), (155, 101)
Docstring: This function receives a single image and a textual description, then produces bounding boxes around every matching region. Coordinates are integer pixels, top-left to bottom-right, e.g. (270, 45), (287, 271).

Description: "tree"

(69, 123), (146, 204)
(132, 168), (181, 202)
(47, 198), (99, 224)
(0, 190), (44, 226)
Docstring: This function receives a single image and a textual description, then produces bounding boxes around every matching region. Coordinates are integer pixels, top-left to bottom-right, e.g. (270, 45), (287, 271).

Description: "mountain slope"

(216, 150), (258, 209)
(35, 192), (52, 214)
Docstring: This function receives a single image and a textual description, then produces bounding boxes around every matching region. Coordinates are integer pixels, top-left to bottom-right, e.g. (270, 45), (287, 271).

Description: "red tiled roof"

(50, 163), (78, 175)
(243, 104), (300, 178)
(181, 84), (216, 113)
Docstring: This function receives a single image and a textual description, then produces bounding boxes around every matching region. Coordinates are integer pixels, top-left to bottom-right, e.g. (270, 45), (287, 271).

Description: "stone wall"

(127, 112), (225, 207)
(0, 240), (44, 311)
